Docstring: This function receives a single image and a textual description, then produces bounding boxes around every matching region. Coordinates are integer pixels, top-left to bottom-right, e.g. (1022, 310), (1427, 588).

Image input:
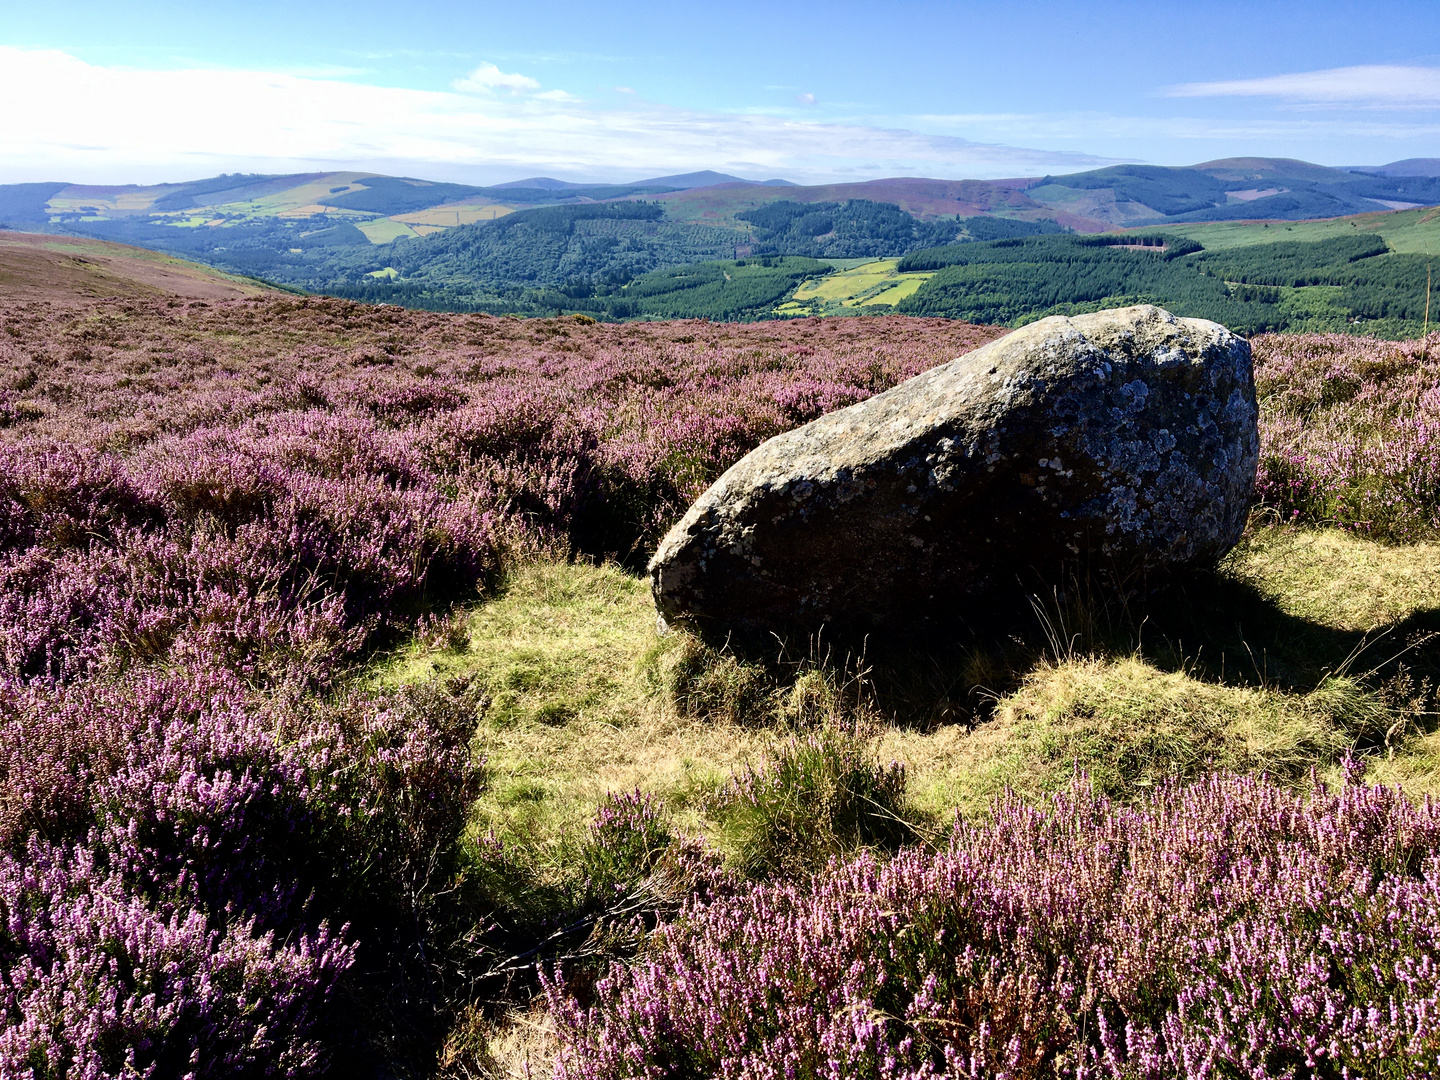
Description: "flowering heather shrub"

(0, 665), (482, 1074)
(581, 790), (675, 891)
(0, 840), (354, 1080)
(0, 297), (999, 682)
(1252, 331), (1440, 540)
(548, 767), (1440, 1079)
(0, 297), (996, 1069)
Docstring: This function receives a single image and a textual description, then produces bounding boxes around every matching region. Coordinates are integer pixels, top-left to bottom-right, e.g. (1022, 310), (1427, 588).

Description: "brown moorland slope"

(0, 230), (276, 304)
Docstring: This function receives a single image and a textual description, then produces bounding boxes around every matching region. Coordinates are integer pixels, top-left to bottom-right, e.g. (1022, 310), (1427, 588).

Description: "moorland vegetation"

(0, 294), (1439, 1076)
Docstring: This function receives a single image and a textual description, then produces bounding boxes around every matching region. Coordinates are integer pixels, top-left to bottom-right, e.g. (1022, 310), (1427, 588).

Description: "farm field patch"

(391, 201), (516, 228)
(781, 258), (935, 314)
(356, 217), (420, 243)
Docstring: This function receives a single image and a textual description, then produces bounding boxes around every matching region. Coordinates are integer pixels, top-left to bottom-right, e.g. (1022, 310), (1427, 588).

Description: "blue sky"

(2, 0), (1438, 184)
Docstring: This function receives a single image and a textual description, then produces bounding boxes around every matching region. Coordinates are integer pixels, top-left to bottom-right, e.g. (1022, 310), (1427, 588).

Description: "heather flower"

(547, 772), (1440, 1079)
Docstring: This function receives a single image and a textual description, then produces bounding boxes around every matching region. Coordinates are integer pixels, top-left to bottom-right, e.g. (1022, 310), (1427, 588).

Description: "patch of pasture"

(1140, 203), (1440, 254)
(787, 258), (935, 312)
(392, 202), (516, 228)
(356, 218), (420, 244)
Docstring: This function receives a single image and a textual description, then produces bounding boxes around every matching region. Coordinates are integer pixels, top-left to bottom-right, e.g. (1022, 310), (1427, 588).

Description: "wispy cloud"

(452, 61), (542, 94)
(1168, 64), (1440, 107)
(0, 47), (1119, 185)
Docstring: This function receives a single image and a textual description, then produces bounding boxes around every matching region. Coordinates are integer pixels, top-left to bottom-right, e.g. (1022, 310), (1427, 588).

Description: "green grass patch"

(371, 527), (1440, 888)
(883, 654), (1357, 818)
(356, 218), (420, 244)
(786, 258), (934, 314)
(370, 560), (763, 873)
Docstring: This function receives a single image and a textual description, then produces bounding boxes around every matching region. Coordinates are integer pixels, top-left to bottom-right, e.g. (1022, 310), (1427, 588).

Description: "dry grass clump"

(379, 523), (1440, 876)
(437, 1000), (559, 1080)
(1227, 525), (1440, 632)
(885, 655), (1355, 817)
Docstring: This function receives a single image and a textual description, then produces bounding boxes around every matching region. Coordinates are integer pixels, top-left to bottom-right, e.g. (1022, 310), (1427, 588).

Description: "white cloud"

(0, 47), (1119, 185)
(796, 93), (818, 105)
(1168, 65), (1440, 107)
(452, 61), (541, 94)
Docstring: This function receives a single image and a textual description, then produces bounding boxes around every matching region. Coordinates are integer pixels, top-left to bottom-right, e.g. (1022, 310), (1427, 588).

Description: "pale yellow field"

(357, 219), (420, 244)
(391, 202), (515, 227)
(47, 189), (163, 214)
(202, 173), (373, 219)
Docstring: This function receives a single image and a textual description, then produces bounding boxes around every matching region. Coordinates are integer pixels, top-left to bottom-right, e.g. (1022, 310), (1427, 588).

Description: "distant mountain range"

(1, 157), (1436, 321)
(493, 171), (796, 190)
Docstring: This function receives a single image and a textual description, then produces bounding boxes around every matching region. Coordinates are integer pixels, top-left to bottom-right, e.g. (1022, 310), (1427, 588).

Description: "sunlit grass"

(375, 525), (1440, 872)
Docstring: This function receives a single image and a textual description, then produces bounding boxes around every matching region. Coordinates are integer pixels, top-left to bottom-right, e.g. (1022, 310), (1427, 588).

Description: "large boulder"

(649, 305), (1257, 631)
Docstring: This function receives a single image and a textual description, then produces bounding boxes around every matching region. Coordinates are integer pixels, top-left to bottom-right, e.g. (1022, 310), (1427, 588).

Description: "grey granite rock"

(649, 304), (1258, 630)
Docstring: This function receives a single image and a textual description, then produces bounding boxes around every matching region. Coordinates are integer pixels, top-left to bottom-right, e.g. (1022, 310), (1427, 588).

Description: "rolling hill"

(0, 231), (278, 304)
(1021, 158), (1440, 227)
(357, 201), (1432, 334)
(3, 157), (1437, 325)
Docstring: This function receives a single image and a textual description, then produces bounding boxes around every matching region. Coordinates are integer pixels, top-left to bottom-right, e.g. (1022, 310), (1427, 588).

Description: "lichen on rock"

(649, 305), (1258, 631)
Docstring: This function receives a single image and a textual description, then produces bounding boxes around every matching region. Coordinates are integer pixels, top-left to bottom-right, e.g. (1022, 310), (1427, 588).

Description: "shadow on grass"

(675, 562), (1440, 735)
(1138, 569), (1440, 694)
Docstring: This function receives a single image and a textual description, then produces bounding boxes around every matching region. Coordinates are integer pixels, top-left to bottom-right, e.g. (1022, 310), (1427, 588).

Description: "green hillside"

(324, 203), (1438, 332)
(5, 159), (1436, 327)
(1133, 204), (1440, 253)
(737, 200), (1059, 259)
(1022, 159), (1440, 228)
(315, 205), (1046, 313)
(890, 228), (1437, 337)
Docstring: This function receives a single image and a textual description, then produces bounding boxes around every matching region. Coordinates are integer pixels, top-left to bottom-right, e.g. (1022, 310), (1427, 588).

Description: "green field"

(356, 218), (421, 244)
(778, 258), (934, 315)
(1134, 204), (1440, 255)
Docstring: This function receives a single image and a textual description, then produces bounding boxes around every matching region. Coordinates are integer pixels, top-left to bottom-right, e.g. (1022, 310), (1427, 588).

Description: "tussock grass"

(1227, 526), (1440, 633)
(437, 1000), (558, 1080)
(714, 723), (915, 877)
(383, 527), (1440, 1077)
(376, 526), (1440, 877)
(881, 655), (1357, 818)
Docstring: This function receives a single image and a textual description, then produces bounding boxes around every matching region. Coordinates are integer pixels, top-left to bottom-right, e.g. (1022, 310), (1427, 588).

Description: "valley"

(4, 158), (1437, 327)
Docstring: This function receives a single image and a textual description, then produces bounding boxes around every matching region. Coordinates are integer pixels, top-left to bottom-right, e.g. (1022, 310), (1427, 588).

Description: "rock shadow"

(674, 564), (1440, 733)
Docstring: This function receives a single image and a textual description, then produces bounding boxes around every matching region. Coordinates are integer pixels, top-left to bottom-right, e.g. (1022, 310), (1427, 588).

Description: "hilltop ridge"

(3, 157), (1436, 328)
